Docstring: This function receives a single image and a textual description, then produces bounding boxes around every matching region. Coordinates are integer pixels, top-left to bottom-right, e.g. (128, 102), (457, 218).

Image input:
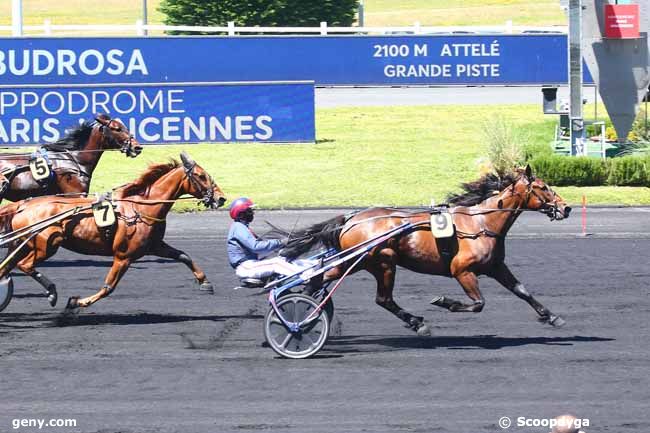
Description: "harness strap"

(139, 213), (166, 224)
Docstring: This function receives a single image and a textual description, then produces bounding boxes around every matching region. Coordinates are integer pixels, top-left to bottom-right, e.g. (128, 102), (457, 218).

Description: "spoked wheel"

(302, 287), (335, 323)
(264, 293), (330, 359)
(0, 276), (14, 312)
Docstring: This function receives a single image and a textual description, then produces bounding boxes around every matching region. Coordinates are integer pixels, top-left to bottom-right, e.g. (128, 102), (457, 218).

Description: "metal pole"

(568, 0), (584, 156)
(594, 85), (598, 121)
(358, 0), (365, 28)
(142, 0), (148, 36)
(12, 0), (23, 37)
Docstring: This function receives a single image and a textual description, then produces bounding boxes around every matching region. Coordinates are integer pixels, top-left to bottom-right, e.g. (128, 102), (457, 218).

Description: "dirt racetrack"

(1, 208), (649, 433)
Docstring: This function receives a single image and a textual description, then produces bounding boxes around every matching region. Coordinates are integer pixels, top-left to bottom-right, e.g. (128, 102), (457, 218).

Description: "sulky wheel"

(301, 286), (335, 323)
(0, 276), (13, 312)
(264, 293), (330, 359)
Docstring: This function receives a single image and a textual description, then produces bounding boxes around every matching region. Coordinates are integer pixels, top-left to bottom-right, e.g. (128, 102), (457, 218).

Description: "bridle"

(516, 176), (564, 221)
(182, 159), (218, 208)
(95, 117), (140, 158)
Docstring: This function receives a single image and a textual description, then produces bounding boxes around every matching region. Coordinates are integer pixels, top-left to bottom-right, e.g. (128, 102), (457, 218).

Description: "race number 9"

(29, 157), (50, 181)
(92, 201), (116, 228)
(430, 213), (454, 238)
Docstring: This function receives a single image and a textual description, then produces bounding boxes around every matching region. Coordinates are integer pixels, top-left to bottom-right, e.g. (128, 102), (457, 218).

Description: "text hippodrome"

(0, 87), (274, 142)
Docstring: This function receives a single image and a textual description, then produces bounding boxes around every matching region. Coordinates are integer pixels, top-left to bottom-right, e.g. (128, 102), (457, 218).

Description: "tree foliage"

(159, 0), (359, 33)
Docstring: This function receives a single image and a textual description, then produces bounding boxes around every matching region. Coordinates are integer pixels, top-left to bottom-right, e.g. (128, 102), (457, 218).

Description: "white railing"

(0, 21), (568, 37)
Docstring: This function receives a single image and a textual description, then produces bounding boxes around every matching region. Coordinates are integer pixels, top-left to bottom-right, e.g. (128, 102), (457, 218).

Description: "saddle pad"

(92, 200), (117, 228)
(29, 157), (50, 181)
(430, 212), (454, 238)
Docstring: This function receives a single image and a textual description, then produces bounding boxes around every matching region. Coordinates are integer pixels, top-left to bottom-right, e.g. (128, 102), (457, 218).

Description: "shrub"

(483, 117), (525, 177)
(606, 155), (650, 186)
(530, 154), (650, 187)
(530, 154), (607, 186)
(159, 0), (359, 34)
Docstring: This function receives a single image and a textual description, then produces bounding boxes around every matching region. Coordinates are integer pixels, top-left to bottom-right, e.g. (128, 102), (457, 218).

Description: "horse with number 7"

(0, 152), (226, 312)
(284, 166), (571, 336)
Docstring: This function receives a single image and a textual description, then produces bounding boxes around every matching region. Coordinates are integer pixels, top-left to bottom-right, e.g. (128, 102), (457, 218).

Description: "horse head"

(515, 165), (571, 220)
(94, 114), (142, 158)
(180, 151), (226, 209)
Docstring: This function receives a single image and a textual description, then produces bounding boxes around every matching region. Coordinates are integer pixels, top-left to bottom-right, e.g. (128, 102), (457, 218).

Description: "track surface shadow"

(325, 334), (615, 352)
(0, 312), (262, 328)
(36, 258), (171, 269)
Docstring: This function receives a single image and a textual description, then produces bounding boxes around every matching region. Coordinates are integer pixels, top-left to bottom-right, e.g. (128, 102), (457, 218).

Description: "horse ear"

(180, 151), (195, 169)
(524, 164), (533, 179)
(94, 113), (110, 125)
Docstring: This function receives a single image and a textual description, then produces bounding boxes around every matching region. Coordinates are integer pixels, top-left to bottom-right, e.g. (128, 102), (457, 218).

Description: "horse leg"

(23, 231), (65, 306)
(67, 257), (131, 309)
(26, 270), (58, 307)
(148, 241), (213, 293)
(5, 233), (61, 307)
(491, 263), (565, 327)
(431, 271), (485, 312)
(370, 249), (430, 336)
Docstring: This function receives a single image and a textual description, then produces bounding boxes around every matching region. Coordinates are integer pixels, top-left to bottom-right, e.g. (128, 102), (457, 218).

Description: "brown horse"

(286, 166), (571, 335)
(0, 114), (142, 202)
(0, 152), (225, 311)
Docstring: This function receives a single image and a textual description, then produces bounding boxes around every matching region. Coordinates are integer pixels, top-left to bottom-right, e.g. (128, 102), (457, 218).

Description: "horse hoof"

(416, 324), (431, 337)
(48, 292), (58, 307)
(199, 281), (214, 294)
(549, 315), (566, 327)
(430, 296), (445, 306)
(65, 296), (80, 310)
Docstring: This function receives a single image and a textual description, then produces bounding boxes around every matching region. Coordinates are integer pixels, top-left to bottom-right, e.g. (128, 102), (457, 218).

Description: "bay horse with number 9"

(0, 114), (142, 203)
(286, 166), (571, 335)
(0, 152), (225, 312)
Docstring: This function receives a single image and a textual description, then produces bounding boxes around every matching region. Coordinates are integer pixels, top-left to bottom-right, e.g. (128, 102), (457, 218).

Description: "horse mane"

(41, 120), (98, 151)
(120, 160), (181, 197)
(446, 172), (519, 206)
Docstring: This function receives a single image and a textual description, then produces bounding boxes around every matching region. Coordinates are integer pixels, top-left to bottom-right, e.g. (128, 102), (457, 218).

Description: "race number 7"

(92, 201), (116, 228)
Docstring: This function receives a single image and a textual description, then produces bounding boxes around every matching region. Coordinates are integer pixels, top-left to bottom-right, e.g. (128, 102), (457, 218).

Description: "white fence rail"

(0, 21), (568, 37)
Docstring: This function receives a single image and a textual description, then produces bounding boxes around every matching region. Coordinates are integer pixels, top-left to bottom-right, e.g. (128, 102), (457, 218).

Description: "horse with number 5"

(0, 114), (142, 203)
(285, 166), (571, 335)
(0, 152), (225, 312)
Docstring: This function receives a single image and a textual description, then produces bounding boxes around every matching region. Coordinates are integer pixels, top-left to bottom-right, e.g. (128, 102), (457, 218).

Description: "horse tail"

(280, 215), (346, 259)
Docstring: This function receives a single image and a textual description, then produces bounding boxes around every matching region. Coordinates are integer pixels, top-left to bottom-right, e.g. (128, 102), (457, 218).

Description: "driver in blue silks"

(227, 197), (308, 281)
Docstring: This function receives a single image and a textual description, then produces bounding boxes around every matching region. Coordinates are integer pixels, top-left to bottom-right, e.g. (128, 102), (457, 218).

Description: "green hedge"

(530, 154), (650, 187)
(159, 0), (359, 34)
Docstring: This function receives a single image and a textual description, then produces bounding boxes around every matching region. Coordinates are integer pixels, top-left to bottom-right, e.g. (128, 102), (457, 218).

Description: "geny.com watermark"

(498, 416), (590, 430)
(12, 418), (77, 430)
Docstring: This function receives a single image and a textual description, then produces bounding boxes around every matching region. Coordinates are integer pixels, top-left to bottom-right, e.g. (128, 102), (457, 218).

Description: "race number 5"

(430, 212), (454, 238)
(92, 201), (116, 228)
(29, 157), (50, 181)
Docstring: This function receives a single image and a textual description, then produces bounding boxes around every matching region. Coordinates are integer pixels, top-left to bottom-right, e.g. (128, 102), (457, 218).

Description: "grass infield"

(79, 105), (650, 210)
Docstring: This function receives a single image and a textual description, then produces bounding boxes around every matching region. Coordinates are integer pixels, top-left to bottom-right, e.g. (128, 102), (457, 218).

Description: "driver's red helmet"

(229, 197), (255, 220)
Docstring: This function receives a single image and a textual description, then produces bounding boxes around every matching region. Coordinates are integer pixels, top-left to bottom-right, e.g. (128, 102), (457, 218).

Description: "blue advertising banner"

(0, 81), (315, 145)
(0, 35), (592, 86)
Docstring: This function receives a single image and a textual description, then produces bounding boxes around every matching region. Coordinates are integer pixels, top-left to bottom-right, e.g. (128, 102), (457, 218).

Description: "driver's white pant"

(235, 257), (313, 280)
